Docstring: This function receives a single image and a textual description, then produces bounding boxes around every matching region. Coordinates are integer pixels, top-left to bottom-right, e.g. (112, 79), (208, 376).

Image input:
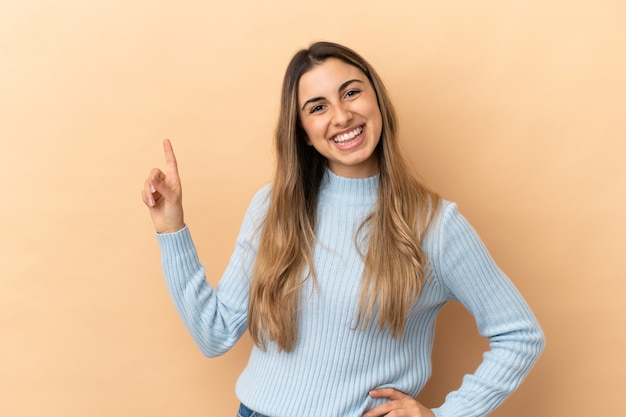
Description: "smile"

(332, 126), (363, 144)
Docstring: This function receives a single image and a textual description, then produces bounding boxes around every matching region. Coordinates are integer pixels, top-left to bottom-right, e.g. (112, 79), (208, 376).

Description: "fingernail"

(150, 184), (156, 193)
(148, 197), (155, 207)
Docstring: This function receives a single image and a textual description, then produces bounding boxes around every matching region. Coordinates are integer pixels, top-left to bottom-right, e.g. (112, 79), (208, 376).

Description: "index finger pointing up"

(163, 138), (180, 178)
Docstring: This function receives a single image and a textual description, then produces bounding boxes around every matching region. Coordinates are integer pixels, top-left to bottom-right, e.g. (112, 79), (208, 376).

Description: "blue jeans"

(237, 403), (270, 417)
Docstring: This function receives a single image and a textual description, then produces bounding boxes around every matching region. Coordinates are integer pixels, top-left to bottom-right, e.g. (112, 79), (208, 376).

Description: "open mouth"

(332, 126), (363, 144)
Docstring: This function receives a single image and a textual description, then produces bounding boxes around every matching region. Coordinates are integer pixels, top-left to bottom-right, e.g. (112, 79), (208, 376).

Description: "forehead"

(298, 58), (368, 101)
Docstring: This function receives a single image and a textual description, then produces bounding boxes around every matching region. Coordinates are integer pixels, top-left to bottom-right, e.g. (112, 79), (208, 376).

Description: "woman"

(141, 41), (544, 417)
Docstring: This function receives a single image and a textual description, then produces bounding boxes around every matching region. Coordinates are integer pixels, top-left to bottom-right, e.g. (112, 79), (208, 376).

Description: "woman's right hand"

(141, 139), (185, 234)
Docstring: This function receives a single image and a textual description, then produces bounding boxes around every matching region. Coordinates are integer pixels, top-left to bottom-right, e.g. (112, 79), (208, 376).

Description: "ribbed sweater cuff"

(155, 225), (202, 278)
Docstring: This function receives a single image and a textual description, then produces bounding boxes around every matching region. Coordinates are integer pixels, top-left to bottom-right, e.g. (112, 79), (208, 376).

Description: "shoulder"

(424, 200), (504, 288)
(241, 182), (272, 227)
(426, 199), (459, 238)
(423, 199), (479, 269)
(249, 182), (272, 209)
(426, 199), (486, 247)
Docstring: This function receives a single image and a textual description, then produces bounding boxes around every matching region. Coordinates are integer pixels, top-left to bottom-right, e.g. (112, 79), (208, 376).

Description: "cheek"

(301, 118), (324, 140)
(359, 99), (383, 128)
(369, 108), (383, 138)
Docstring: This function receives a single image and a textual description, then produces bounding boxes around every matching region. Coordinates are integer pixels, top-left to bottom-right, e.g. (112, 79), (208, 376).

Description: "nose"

(332, 104), (352, 126)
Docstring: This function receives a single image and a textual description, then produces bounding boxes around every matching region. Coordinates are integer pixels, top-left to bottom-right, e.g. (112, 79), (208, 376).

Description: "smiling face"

(297, 58), (383, 178)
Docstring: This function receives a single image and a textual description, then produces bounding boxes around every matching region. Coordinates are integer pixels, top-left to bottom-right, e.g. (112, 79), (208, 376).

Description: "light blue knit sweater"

(157, 169), (544, 417)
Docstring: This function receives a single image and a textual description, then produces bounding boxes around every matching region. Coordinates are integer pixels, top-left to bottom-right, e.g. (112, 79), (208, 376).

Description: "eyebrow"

(300, 79), (364, 111)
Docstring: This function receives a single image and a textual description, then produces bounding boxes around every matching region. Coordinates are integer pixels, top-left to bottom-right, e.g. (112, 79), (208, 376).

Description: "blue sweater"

(157, 170), (545, 417)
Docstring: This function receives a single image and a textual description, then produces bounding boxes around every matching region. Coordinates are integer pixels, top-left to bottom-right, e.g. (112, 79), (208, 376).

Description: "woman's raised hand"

(141, 139), (185, 234)
(363, 389), (435, 417)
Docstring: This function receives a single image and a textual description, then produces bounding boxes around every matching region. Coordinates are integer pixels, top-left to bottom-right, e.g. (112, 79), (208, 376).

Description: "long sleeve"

(156, 185), (270, 357)
(429, 203), (545, 417)
(152, 170), (544, 417)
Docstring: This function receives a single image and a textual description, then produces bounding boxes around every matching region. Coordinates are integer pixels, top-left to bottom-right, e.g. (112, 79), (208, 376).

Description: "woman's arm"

(156, 224), (253, 357)
(430, 202), (545, 417)
(142, 139), (267, 357)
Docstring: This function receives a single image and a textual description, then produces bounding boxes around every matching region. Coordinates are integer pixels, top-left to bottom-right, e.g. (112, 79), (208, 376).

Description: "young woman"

(141, 41), (544, 417)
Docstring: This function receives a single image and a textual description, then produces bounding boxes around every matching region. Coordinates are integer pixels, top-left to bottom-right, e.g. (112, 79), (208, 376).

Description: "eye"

(344, 89), (361, 99)
(309, 104), (325, 114)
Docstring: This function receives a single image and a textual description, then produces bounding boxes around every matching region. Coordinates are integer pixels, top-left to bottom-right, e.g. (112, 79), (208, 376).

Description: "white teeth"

(333, 126), (363, 143)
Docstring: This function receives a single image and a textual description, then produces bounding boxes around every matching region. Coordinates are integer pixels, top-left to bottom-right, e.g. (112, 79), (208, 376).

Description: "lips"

(331, 126), (363, 144)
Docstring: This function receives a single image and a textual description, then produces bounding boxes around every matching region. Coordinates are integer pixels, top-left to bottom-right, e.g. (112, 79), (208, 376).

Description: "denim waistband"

(237, 403), (269, 417)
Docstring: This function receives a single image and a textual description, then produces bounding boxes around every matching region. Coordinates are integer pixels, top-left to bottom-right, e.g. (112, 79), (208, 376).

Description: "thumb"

(150, 169), (181, 204)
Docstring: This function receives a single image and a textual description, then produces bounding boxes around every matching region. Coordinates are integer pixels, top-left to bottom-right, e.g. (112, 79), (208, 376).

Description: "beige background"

(1, 0), (624, 416)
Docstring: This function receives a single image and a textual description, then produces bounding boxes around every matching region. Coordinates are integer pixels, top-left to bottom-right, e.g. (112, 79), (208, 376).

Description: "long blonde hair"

(248, 41), (440, 351)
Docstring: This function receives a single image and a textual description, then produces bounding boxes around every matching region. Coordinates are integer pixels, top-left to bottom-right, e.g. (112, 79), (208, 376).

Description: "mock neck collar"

(318, 169), (380, 206)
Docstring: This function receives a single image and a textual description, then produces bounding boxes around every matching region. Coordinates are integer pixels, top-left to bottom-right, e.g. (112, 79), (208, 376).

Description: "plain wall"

(1, 0), (624, 415)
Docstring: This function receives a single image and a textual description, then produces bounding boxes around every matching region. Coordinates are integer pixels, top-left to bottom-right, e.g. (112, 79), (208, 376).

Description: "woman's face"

(297, 58), (383, 178)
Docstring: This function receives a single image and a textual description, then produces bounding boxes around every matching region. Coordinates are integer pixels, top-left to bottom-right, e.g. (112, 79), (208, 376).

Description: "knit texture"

(157, 169), (544, 417)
